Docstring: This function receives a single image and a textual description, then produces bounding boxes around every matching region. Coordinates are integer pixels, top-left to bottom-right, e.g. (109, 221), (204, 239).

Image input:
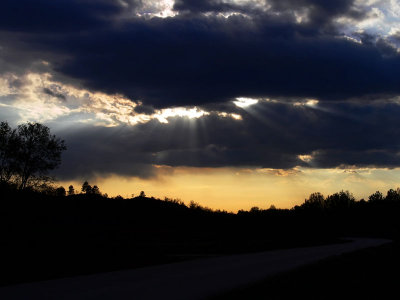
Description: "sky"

(1, 0), (400, 211)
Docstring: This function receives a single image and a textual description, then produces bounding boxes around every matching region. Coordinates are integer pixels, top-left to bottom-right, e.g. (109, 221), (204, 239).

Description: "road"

(0, 238), (390, 300)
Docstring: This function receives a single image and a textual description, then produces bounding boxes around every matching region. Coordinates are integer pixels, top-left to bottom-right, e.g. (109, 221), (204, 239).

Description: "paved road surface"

(0, 238), (390, 300)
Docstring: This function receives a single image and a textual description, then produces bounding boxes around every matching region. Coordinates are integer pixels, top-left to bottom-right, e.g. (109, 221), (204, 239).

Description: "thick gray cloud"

(0, 0), (142, 33)
(53, 101), (400, 179)
(266, 0), (366, 24)
(44, 17), (400, 107)
(1, 0), (399, 108)
(173, 0), (253, 14)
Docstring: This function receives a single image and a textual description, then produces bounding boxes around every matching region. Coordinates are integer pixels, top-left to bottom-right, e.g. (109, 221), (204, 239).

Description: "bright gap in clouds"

(293, 99), (319, 107)
(136, 0), (177, 18)
(155, 107), (209, 123)
(233, 97), (259, 108)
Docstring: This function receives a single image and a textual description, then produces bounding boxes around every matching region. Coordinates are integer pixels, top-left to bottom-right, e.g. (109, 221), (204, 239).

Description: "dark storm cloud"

(53, 123), (159, 180)
(173, 0), (252, 14)
(0, 0), (140, 74)
(0, 33), (49, 75)
(50, 16), (400, 108)
(311, 149), (400, 169)
(54, 101), (400, 179)
(1, 0), (399, 108)
(0, 0), (141, 33)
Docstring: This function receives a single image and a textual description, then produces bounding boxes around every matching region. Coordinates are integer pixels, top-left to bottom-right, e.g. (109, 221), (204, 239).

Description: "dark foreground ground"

(213, 240), (400, 300)
(0, 238), (389, 300)
(0, 193), (343, 287)
(1, 187), (400, 291)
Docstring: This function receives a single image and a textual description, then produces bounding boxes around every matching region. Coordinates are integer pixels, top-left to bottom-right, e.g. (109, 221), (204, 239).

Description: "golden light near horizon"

(59, 166), (400, 212)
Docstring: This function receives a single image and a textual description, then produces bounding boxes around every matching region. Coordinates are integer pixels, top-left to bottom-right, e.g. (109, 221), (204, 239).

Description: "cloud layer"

(1, 0), (399, 107)
(1, 0), (400, 179)
(51, 100), (400, 179)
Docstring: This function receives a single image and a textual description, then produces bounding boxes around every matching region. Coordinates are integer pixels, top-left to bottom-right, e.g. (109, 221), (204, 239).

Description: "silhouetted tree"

(303, 192), (325, 210)
(1, 121), (66, 189)
(189, 200), (201, 209)
(368, 191), (383, 202)
(56, 186), (66, 197)
(250, 206), (260, 213)
(40, 183), (58, 195)
(81, 181), (92, 194)
(139, 190), (146, 197)
(92, 185), (100, 195)
(68, 185), (75, 196)
(15, 122), (66, 189)
(385, 189), (400, 201)
(326, 190), (355, 210)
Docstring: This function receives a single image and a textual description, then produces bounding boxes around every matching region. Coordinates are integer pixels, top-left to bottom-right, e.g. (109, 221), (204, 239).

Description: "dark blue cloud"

(53, 101), (400, 179)
(0, 0), (144, 33)
(41, 15), (399, 108)
(0, 1), (398, 108)
(173, 0), (251, 14)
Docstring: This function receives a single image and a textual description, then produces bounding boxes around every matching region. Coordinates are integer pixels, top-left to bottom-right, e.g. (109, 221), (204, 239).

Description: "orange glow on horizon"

(59, 166), (400, 212)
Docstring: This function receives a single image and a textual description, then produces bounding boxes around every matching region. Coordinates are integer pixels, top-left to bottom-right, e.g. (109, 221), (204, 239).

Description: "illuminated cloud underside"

(0, 72), (242, 126)
(137, 0), (399, 43)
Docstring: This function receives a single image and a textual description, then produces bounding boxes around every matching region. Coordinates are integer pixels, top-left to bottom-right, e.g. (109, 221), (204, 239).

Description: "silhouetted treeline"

(2, 182), (400, 238)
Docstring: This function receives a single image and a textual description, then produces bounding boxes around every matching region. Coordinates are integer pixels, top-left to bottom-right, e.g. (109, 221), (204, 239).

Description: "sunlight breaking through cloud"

(233, 97), (259, 108)
(341, 0), (400, 40)
(154, 107), (209, 123)
(293, 99), (319, 107)
(217, 112), (243, 120)
(136, 0), (177, 18)
(298, 154), (313, 163)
